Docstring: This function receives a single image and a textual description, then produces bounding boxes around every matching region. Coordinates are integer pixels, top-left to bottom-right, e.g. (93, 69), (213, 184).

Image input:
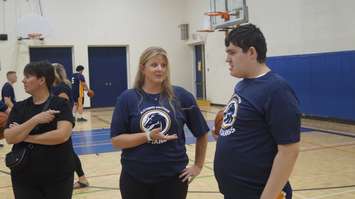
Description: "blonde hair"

(134, 46), (174, 100)
(52, 63), (71, 87)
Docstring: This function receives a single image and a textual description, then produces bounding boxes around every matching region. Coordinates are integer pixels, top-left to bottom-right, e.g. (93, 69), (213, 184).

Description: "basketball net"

(16, 14), (52, 43)
(27, 32), (43, 40)
(194, 16), (212, 43)
(17, 32), (44, 46)
(198, 32), (209, 43)
(191, 31), (209, 44)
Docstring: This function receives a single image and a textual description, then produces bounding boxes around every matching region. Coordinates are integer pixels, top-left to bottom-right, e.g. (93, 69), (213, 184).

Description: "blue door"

(88, 47), (127, 108)
(194, 45), (206, 99)
(29, 47), (73, 78)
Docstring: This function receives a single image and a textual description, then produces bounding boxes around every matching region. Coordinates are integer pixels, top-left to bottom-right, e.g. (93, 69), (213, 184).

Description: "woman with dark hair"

(52, 63), (89, 189)
(4, 61), (75, 199)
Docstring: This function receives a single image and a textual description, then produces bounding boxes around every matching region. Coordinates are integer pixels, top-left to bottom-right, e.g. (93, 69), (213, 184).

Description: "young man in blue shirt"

(1, 71), (17, 110)
(0, 101), (9, 147)
(72, 65), (89, 122)
(213, 24), (301, 199)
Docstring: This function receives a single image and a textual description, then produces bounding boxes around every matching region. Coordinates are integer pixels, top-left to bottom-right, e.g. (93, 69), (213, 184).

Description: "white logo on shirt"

(220, 94), (241, 136)
(140, 107), (171, 144)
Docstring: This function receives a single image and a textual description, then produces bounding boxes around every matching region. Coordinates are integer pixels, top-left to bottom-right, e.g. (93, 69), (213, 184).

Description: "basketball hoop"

(27, 32), (43, 40)
(197, 16), (214, 33)
(16, 14), (52, 40)
(205, 11), (231, 21)
(199, 32), (209, 43)
(193, 31), (209, 43)
(205, 0), (249, 31)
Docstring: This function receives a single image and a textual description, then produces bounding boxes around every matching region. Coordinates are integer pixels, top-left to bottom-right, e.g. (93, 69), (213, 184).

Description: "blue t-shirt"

(110, 86), (209, 183)
(71, 73), (85, 97)
(52, 82), (74, 108)
(1, 82), (16, 104)
(0, 101), (8, 112)
(214, 72), (300, 198)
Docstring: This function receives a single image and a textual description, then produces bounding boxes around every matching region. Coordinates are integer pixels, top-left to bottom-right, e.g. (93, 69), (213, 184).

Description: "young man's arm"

(260, 142), (300, 199)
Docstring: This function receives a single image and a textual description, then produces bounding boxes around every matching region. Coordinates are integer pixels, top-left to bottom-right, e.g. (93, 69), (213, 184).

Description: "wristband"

(145, 130), (152, 142)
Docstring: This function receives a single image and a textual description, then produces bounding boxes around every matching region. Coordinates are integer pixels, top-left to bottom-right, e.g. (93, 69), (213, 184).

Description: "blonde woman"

(111, 47), (209, 199)
(52, 63), (73, 105)
(52, 63), (90, 189)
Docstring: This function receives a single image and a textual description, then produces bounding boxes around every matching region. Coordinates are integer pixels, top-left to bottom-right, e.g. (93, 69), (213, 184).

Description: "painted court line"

(73, 140), (112, 147)
(301, 140), (355, 152)
(302, 125), (355, 138)
(309, 188), (355, 199)
(293, 192), (309, 199)
(73, 189), (109, 196)
(70, 125), (318, 156)
(0, 185), (12, 190)
(295, 185), (355, 192)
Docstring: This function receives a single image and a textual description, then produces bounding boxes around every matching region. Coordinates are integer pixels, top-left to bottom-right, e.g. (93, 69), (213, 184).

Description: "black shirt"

(7, 96), (75, 180)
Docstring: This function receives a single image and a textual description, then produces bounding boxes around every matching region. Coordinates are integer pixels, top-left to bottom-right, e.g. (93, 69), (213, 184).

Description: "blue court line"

(72, 122), (354, 155)
(72, 127), (215, 155)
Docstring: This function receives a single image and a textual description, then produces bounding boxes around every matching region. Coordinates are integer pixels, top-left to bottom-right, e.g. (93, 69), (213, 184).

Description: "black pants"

(11, 173), (74, 199)
(73, 152), (85, 177)
(120, 170), (188, 199)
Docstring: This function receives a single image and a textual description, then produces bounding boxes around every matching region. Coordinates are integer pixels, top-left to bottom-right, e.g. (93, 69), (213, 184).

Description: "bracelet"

(145, 130), (152, 142)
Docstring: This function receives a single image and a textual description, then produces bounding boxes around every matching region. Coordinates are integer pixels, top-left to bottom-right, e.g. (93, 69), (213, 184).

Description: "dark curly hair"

(225, 24), (267, 63)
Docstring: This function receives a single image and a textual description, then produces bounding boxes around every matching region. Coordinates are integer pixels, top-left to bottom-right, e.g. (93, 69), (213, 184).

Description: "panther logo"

(140, 109), (171, 136)
(222, 94), (240, 129)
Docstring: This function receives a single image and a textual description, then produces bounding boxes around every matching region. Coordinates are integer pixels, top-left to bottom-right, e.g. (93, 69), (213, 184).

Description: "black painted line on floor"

(85, 184), (355, 193)
(294, 184), (355, 192)
(316, 129), (355, 138)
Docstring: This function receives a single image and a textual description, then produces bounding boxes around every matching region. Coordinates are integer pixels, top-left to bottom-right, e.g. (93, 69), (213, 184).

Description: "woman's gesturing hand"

(148, 127), (178, 141)
(32, 109), (60, 124)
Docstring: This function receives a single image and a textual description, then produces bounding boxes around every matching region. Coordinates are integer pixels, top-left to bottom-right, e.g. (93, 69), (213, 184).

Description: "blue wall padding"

(267, 51), (355, 121)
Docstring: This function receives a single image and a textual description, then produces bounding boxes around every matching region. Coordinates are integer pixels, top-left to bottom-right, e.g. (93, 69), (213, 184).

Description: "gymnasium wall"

(1, 0), (354, 120)
(185, 0), (355, 121)
(268, 51), (355, 121)
(0, 0), (193, 106)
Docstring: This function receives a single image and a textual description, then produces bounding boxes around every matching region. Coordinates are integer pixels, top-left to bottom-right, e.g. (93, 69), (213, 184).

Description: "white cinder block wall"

(1, 0), (355, 106)
(185, 0), (355, 105)
(0, 0), (193, 106)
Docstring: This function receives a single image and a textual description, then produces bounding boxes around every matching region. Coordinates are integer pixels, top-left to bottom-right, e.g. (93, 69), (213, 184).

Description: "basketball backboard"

(16, 14), (52, 41)
(207, 0), (248, 30)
